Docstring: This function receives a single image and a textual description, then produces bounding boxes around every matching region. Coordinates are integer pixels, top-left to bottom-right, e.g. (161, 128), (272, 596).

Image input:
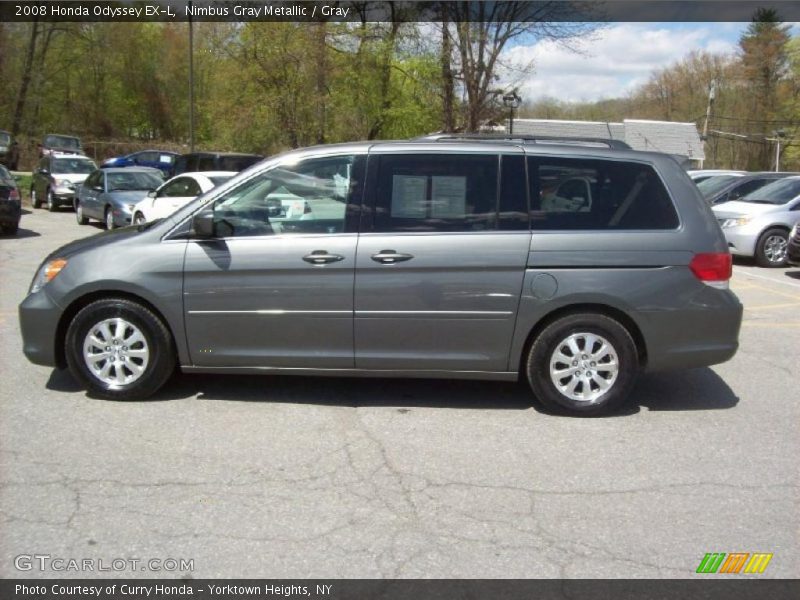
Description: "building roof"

(511, 118), (704, 161)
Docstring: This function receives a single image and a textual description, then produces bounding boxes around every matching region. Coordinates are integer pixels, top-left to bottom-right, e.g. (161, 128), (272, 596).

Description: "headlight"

(721, 216), (751, 229)
(30, 258), (68, 294)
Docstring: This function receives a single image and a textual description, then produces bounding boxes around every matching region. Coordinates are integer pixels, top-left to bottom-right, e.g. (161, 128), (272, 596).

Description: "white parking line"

(732, 267), (800, 290)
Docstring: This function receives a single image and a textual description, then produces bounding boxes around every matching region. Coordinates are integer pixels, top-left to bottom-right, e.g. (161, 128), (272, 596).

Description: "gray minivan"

(19, 138), (742, 415)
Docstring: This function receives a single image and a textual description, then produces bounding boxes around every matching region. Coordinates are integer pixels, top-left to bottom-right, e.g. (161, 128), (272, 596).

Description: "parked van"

(172, 151), (263, 177)
(19, 136), (742, 415)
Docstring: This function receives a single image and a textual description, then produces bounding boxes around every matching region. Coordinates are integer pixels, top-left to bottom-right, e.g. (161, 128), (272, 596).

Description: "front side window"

(527, 157), (679, 230)
(160, 177), (200, 198)
(373, 154), (498, 232)
(209, 154), (363, 237)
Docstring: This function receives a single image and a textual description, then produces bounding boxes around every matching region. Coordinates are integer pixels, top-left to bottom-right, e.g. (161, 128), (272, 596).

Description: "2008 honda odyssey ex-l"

(19, 136), (743, 415)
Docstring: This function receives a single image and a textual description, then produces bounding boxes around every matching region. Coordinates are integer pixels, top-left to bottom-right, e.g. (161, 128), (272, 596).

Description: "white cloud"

(499, 24), (740, 103)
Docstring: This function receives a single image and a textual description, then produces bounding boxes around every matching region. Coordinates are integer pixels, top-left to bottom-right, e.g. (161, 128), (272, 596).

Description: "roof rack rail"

(413, 133), (632, 150)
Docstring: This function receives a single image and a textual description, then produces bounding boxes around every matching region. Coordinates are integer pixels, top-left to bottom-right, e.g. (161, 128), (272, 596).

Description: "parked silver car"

(712, 176), (800, 267)
(75, 167), (164, 229)
(19, 137), (742, 416)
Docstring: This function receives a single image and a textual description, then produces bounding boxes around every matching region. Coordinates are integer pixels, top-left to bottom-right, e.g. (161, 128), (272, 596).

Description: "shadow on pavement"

(0, 227), (40, 239)
(42, 365), (739, 416)
(785, 270), (800, 280)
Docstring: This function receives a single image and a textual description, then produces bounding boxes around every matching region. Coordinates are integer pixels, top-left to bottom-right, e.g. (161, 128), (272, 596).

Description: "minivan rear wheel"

(526, 313), (638, 416)
(755, 228), (788, 268)
(65, 298), (176, 400)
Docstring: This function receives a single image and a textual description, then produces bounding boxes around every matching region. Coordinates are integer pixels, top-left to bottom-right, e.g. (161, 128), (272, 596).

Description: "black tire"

(525, 312), (639, 416)
(133, 212), (146, 226)
(755, 228), (789, 268)
(65, 298), (176, 400)
(46, 188), (58, 212)
(105, 206), (116, 230)
(30, 188), (40, 209)
(75, 200), (89, 225)
(1, 223), (18, 235)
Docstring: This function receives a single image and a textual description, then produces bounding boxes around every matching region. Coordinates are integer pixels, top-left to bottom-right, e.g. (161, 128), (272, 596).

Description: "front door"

(354, 151), (530, 372)
(183, 153), (365, 368)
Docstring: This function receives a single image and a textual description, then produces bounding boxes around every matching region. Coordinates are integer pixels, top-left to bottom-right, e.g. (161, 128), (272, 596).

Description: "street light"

(503, 92), (521, 135)
(773, 129), (786, 172)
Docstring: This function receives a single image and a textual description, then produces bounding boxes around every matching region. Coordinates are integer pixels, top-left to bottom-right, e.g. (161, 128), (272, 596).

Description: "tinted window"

(211, 155), (363, 237)
(45, 135), (80, 149)
(728, 178), (775, 201)
(527, 157), (679, 230)
(218, 155), (262, 172)
(499, 155), (528, 230)
(373, 154), (498, 232)
(741, 177), (800, 205)
(197, 155), (216, 171)
(697, 175), (741, 199)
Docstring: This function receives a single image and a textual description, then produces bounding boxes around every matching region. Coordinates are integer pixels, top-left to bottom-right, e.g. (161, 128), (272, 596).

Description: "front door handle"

(303, 250), (345, 265)
(371, 250), (414, 264)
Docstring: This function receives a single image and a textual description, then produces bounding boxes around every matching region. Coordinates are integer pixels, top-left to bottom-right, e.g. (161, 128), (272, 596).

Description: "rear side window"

(197, 155), (216, 171)
(373, 154), (498, 232)
(219, 155), (262, 172)
(527, 157), (679, 230)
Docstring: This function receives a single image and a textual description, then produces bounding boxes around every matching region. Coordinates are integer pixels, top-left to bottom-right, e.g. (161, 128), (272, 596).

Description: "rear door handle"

(371, 250), (414, 264)
(303, 250), (345, 265)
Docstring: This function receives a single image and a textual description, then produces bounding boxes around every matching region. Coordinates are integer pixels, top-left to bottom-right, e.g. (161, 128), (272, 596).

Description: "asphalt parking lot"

(0, 206), (798, 579)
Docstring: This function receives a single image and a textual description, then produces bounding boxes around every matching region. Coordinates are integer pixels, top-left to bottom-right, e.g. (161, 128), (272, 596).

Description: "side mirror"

(192, 208), (216, 238)
(147, 190), (157, 198)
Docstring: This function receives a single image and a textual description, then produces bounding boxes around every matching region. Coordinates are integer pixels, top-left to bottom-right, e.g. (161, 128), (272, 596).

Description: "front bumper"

(19, 290), (63, 367)
(788, 239), (800, 266)
(721, 227), (758, 257)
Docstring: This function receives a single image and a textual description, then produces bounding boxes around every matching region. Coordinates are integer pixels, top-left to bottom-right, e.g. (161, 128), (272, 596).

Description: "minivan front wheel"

(755, 228), (788, 268)
(526, 313), (638, 416)
(65, 298), (176, 400)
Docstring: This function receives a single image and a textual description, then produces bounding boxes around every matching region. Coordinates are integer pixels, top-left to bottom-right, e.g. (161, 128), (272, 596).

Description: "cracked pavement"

(1, 209), (797, 578)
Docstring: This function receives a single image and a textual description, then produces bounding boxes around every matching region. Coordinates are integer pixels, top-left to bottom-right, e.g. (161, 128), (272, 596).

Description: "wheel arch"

(515, 303), (648, 378)
(54, 290), (180, 369)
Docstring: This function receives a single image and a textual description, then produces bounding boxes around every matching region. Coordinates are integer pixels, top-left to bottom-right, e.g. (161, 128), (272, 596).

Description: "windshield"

(45, 135), (80, 149)
(52, 158), (96, 174)
(696, 175), (741, 199)
(106, 171), (163, 191)
(209, 175), (234, 186)
(740, 178), (800, 205)
(0, 132), (10, 145)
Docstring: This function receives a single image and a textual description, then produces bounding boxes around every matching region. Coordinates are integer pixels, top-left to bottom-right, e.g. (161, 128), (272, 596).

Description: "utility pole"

(768, 129), (786, 172)
(700, 79), (716, 169)
(189, 1), (195, 152)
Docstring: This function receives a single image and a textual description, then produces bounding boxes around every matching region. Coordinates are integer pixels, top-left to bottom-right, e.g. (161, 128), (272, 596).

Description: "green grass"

(12, 173), (32, 202)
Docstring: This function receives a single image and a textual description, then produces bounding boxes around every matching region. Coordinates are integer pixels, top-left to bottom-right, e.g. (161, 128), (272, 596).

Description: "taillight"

(9, 189), (20, 202)
(689, 252), (732, 289)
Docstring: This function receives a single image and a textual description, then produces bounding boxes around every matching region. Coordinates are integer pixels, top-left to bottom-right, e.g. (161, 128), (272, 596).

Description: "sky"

(499, 22), (800, 104)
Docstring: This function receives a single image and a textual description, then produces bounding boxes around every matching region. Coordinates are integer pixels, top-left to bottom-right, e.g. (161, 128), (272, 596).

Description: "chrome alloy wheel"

(549, 332), (619, 403)
(83, 318), (150, 386)
(763, 234), (788, 264)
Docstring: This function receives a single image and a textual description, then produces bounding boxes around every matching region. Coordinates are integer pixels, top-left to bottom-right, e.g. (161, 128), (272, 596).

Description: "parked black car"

(0, 164), (21, 234)
(697, 171), (798, 205)
(788, 223), (800, 267)
(172, 151), (263, 177)
(31, 154), (97, 211)
(39, 133), (83, 157)
(0, 130), (20, 170)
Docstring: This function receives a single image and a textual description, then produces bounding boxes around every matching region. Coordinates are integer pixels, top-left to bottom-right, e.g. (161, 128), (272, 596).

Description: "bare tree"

(444, 1), (597, 131)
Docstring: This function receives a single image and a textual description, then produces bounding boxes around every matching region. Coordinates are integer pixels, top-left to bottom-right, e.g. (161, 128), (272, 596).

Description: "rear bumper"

(19, 290), (63, 367)
(0, 200), (21, 223)
(640, 287), (743, 372)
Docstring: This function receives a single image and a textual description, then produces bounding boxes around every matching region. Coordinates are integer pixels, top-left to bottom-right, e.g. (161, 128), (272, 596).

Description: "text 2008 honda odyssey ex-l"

(19, 136), (742, 415)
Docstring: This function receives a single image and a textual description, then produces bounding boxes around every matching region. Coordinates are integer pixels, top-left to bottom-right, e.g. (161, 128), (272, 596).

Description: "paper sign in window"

(391, 175), (427, 218)
(431, 176), (466, 218)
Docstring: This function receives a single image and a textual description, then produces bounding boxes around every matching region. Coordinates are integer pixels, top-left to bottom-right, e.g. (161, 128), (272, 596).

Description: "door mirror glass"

(148, 190), (157, 198)
(192, 208), (216, 238)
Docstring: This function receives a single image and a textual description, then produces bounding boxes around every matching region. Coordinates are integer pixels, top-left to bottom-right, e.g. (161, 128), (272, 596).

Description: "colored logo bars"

(696, 552), (773, 574)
